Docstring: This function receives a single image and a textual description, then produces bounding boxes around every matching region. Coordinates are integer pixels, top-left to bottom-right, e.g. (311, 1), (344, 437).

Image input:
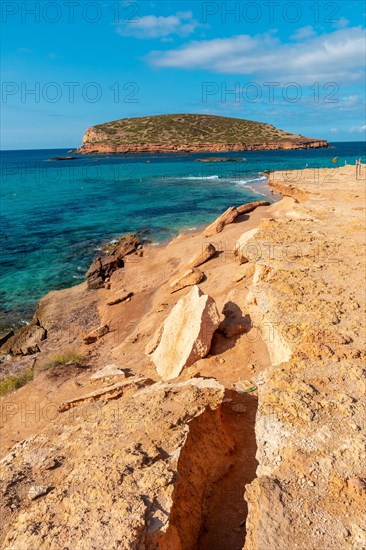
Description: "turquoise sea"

(1, 142), (365, 329)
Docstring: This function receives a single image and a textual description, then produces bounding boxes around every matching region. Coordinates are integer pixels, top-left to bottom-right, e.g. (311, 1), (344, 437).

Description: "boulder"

(237, 200), (270, 215)
(86, 256), (124, 290)
(28, 485), (50, 501)
(107, 290), (133, 306)
(86, 234), (141, 290)
(90, 364), (127, 381)
(187, 243), (216, 268)
(203, 206), (239, 237)
(113, 234), (140, 260)
(149, 285), (221, 380)
(101, 233), (140, 258)
(169, 268), (204, 294)
(20, 326), (47, 355)
(1, 323), (47, 355)
(83, 324), (109, 345)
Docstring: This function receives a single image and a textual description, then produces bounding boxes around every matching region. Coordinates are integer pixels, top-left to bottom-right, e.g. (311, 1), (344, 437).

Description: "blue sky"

(1, 0), (365, 149)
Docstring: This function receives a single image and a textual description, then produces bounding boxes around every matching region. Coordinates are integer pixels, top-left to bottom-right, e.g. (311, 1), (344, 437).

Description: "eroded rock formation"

(149, 285), (221, 380)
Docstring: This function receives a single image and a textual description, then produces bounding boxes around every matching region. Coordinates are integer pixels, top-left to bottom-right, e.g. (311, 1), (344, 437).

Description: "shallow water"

(1, 142), (365, 326)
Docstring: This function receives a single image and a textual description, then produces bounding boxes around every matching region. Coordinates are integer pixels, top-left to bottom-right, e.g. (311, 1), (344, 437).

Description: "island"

(74, 114), (329, 155)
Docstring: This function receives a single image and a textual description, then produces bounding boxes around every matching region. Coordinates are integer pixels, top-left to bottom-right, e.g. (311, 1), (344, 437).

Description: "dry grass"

(0, 369), (34, 396)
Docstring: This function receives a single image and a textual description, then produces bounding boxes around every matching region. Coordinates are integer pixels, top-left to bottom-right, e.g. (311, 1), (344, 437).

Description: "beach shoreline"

(0, 163), (365, 549)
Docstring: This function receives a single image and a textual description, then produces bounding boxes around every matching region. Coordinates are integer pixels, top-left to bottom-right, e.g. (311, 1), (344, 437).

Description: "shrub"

(42, 348), (83, 370)
(0, 369), (34, 396)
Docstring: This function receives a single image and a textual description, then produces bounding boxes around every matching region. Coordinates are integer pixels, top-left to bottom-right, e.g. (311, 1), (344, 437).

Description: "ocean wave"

(234, 175), (267, 185)
(184, 175), (220, 180)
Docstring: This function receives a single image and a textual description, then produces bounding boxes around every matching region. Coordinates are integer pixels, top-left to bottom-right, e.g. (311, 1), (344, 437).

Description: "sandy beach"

(0, 164), (365, 549)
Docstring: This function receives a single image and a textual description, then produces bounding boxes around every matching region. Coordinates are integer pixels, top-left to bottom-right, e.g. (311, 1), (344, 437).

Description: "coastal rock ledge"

(0, 165), (364, 550)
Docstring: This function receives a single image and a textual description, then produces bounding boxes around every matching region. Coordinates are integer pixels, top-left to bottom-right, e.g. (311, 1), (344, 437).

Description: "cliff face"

(76, 138), (329, 155)
(74, 114), (329, 154)
(243, 168), (366, 549)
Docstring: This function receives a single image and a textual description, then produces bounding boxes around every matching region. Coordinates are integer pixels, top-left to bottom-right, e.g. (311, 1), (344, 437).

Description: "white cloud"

(333, 17), (350, 29)
(350, 124), (366, 132)
(147, 27), (366, 84)
(290, 26), (316, 41)
(338, 94), (365, 112)
(330, 128), (339, 133)
(116, 11), (200, 39)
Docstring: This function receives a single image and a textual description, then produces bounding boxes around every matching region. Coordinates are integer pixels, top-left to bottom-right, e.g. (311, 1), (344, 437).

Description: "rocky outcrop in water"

(74, 114), (329, 155)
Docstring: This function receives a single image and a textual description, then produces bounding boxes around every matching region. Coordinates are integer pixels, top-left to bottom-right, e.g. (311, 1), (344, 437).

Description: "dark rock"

(1, 322), (46, 356)
(85, 259), (102, 279)
(87, 275), (104, 290)
(0, 330), (14, 347)
(103, 233), (140, 259)
(50, 156), (77, 161)
(85, 234), (140, 290)
(100, 255), (121, 276)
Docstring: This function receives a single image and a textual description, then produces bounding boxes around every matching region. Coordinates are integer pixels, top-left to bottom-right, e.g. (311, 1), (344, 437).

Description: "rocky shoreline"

(75, 138), (329, 155)
(0, 165), (365, 549)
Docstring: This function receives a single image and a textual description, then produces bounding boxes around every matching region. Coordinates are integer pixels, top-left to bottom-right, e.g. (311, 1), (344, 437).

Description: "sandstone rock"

(59, 377), (153, 411)
(150, 285), (221, 380)
(86, 235), (141, 290)
(145, 326), (164, 356)
(83, 324), (109, 345)
(1, 377), (228, 550)
(236, 200), (270, 215)
(202, 201), (270, 238)
(0, 322), (47, 356)
(107, 290), (133, 306)
(90, 364), (127, 381)
(28, 485), (50, 500)
(169, 268), (204, 293)
(187, 243), (216, 268)
(232, 262), (256, 282)
(203, 206), (238, 237)
(0, 330), (14, 347)
(86, 256), (123, 290)
(268, 180), (308, 202)
(113, 234), (140, 260)
(234, 228), (259, 264)
(42, 457), (62, 470)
